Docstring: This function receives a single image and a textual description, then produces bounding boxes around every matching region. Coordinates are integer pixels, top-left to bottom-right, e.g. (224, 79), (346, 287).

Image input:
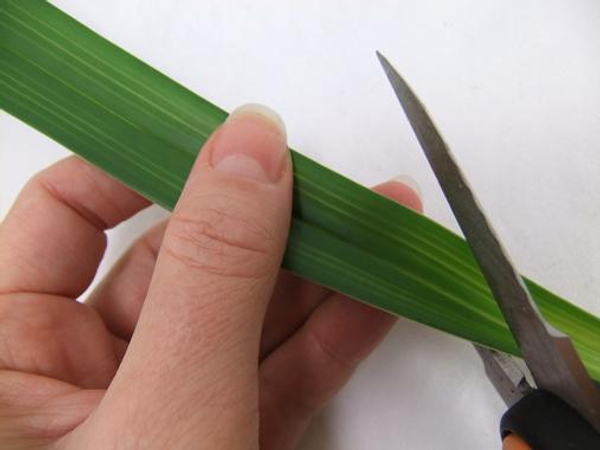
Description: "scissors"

(376, 51), (600, 449)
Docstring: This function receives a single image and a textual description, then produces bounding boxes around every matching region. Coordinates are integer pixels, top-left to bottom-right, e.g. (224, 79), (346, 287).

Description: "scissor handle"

(502, 434), (530, 450)
(500, 389), (600, 449)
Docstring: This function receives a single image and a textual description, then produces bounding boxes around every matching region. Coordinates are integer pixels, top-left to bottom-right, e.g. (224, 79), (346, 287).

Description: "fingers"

(0, 292), (125, 388)
(259, 179), (422, 450)
(0, 370), (103, 443)
(86, 105), (293, 447)
(259, 180), (423, 361)
(260, 270), (332, 360)
(259, 299), (397, 449)
(86, 221), (167, 340)
(375, 176), (423, 213)
(91, 234), (330, 350)
(0, 156), (149, 298)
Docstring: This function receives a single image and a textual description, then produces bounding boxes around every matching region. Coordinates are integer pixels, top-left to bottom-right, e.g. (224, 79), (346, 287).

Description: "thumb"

(85, 105), (292, 448)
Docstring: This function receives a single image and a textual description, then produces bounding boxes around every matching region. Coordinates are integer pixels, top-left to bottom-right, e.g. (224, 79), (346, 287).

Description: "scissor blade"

(376, 51), (600, 431)
(475, 345), (532, 407)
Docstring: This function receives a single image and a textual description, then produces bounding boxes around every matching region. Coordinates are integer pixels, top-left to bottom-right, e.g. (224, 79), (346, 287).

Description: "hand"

(0, 104), (422, 449)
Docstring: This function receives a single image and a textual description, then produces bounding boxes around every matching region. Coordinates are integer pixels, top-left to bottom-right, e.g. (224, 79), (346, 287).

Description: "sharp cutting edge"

(376, 51), (600, 432)
(474, 345), (532, 407)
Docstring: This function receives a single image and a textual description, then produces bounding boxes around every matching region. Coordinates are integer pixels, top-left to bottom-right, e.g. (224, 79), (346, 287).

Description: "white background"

(1, 1), (599, 448)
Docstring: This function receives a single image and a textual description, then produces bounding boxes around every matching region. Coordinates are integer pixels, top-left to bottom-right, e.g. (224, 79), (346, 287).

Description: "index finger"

(0, 156), (150, 298)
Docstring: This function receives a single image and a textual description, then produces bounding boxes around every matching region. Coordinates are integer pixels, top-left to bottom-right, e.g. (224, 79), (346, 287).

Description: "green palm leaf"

(2, 1), (600, 380)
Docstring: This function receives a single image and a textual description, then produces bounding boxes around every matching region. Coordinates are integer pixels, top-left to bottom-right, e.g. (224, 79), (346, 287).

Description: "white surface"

(1, 1), (600, 448)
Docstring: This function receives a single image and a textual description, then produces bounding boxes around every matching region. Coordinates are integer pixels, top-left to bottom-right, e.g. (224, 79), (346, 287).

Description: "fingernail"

(211, 104), (288, 183)
(393, 174), (422, 201)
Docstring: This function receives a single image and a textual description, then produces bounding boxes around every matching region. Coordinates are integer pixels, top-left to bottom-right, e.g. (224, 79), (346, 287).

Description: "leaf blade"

(2, 0), (600, 380)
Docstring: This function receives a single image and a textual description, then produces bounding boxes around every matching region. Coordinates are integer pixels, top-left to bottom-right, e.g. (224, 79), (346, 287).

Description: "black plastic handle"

(501, 389), (600, 449)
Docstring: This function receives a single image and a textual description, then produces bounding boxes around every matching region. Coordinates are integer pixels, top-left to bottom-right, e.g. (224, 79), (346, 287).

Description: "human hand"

(0, 104), (422, 449)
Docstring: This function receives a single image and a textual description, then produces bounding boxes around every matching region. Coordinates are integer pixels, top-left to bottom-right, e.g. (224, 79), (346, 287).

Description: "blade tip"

(375, 51), (395, 80)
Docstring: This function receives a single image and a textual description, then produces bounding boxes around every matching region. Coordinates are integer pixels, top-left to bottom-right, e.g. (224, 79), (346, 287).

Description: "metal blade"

(475, 345), (532, 407)
(376, 51), (600, 431)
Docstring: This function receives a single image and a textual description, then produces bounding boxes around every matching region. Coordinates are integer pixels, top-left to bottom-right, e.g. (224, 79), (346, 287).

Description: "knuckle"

(306, 327), (358, 372)
(163, 205), (277, 279)
(261, 328), (360, 420)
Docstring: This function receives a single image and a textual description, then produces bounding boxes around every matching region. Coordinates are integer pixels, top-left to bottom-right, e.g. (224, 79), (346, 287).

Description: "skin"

(0, 106), (422, 449)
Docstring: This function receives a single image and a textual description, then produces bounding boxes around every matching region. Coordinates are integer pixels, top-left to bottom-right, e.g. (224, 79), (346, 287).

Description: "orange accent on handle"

(502, 434), (531, 450)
